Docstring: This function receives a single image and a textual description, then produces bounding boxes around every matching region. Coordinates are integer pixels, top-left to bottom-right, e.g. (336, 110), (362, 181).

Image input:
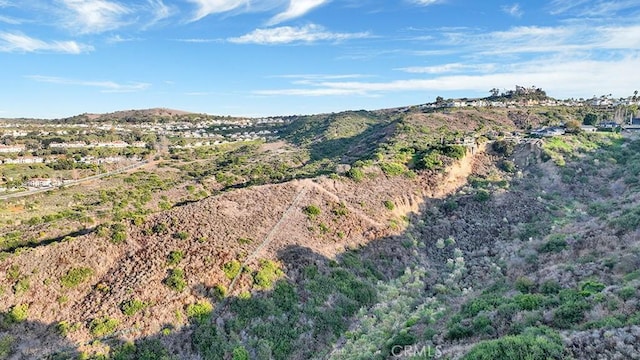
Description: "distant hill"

(85, 108), (194, 120)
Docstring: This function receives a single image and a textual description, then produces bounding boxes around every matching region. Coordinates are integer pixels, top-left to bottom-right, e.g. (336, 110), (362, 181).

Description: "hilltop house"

(26, 178), (62, 188)
(49, 142), (87, 149)
(530, 127), (565, 137)
(0, 144), (26, 153)
(580, 125), (597, 133)
(2, 157), (45, 164)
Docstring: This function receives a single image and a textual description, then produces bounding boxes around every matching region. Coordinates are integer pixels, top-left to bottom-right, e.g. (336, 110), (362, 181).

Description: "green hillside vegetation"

(1, 104), (640, 359)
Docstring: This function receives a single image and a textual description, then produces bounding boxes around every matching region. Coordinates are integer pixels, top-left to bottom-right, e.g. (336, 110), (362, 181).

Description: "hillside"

(1, 104), (639, 359)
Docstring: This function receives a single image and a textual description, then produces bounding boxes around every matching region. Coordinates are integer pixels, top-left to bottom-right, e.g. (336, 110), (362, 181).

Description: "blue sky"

(1, 0), (639, 118)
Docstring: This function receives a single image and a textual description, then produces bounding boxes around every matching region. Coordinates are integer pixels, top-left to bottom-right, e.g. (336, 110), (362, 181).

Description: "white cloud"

(146, 0), (174, 27)
(254, 57), (640, 99)
(502, 3), (523, 18)
(27, 75), (150, 93)
(396, 63), (496, 74)
(188, 0), (249, 21)
(106, 34), (141, 43)
(548, 0), (638, 17)
(175, 38), (222, 43)
(0, 32), (93, 53)
(268, 0), (330, 25)
(408, 0), (443, 6)
(60, 0), (131, 33)
(228, 24), (370, 44)
(0, 15), (22, 24)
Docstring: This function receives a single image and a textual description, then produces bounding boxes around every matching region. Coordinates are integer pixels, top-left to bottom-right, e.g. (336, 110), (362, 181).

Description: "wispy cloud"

(60, 0), (131, 33)
(548, 0), (638, 17)
(396, 63), (496, 74)
(502, 3), (523, 18)
(271, 74), (371, 80)
(27, 75), (150, 93)
(0, 15), (23, 24)
(254, 56), (640, 99)
(187, 0), (249, 21)
(145, 0), (174, 27)
(439, 24), (640, 55)
(0, 32), (93, 53)
(228, 24), (370, 44)
(547, 0), (590, 15)
(175, 38), (222, 43)
(408, 0), (443, 6)
(106, 34), (141, 44)
(268, 0), (330, 25)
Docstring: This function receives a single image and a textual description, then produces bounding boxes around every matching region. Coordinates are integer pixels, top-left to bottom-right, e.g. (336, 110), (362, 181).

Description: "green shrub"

(6, 265), (20, 280)
(500, 160), (516, 173)
(174, 231), (189, 240)
(232, 346), (250, 360)
(60, 267), (94, 288)
(474, 189), (491, 202)
(446, 324), (473, 340)
(473, 315), (493, 333)
(515, 277), (535, 293)
(89, 317), (119, 337)
(417, 151), (443, 170)
(553, 300), (590, 328)
(303, 205), (321, 219)
(383, 200), (395, 211)
(186, 301), (213, 324)
(254, 260), (284, 289)
(0, 335), (13, 359)
(8, 304), (28, 323)
(618, 286), (637, 301)
(164, 268), (187, 292)
(167, 250), (184, 266)
(331, 202), (349, 217)
(579, 280), (605, 296)
(461, 297), (498, 318)
(223, 260), (242, 280)
(538, 235), (568, 253)
(237, 237), (253, 245)
(211, 284), (227, 300)
(540, 280), (562, 295)
(380, 162), (406, 176)
(121, 299), (148, 316)
(56, 321), (80, 336)
(583, 316), (624, 330)
(13, 277), (30, 295)
(111, 339), (172, 360)
(151, 223), (167, 234)
(442, 145), (467, 160)
(492, 140), (515, 156)
(462, 327), (564, 360)
(385, 329), (416, 356)
(624, 270), (640, 282)
(111, 231), (127, 244)
(347, 167), (365, 182)
(514, 294), (545, 311)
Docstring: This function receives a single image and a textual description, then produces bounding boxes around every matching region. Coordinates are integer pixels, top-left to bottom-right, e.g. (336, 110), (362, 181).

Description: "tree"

(583, 113), (598, 126)
(565, 119), (581, 133)
(490, 88), (500, 97)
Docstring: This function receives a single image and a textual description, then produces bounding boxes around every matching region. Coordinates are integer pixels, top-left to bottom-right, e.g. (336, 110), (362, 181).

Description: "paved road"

(0, 160), (150, 201)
